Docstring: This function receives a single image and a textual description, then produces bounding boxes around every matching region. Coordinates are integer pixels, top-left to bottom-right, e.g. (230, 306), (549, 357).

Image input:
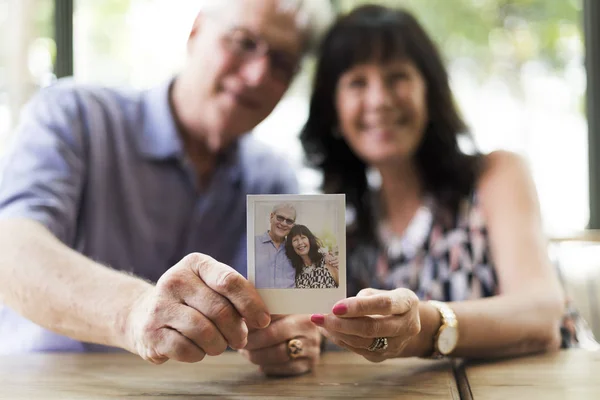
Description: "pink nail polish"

(311, 314), (325, 325)
(332, 304), (348, 315)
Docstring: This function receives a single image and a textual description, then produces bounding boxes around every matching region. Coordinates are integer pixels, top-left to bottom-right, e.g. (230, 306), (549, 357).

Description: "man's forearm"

(0, 218), (152, 350)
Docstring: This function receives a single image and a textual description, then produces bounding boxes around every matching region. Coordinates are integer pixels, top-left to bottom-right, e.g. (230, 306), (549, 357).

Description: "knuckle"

(364, 320), (380, 337)
(230, 326), (249, 349)
(197, 324), (220, 346)
(378, 296), (393, 314)
(210, 301), (236, 325)
(142, 323), (161, 342)
(141, 303), (166, 334)
(205, 341), (228, 356)
(355, 300), (368, 315)
(357, 288), (375, 297)
(400, 289), (419, 309)
(157, 273), (186, 295)
(261, 327), (279, 344)
(183, 252), (209, 268)
(214, 270), (243, 293)
(408, 317), (421, 337)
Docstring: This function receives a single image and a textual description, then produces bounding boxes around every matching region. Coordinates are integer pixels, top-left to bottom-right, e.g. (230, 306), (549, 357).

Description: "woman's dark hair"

(300, 5), (482, 240)
(285, 224), (324, 279)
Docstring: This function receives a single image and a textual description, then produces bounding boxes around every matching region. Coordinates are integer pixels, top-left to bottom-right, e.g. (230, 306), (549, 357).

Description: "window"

(0, 0), (54, 153)
(2, 0), (587, 235)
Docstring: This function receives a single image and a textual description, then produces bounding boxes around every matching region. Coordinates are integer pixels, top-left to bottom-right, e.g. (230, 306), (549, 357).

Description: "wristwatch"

(428, 300), (459, 358)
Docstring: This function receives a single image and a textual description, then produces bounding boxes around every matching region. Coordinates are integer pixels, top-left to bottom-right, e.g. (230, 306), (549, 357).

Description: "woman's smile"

(292, 235), (310, 256)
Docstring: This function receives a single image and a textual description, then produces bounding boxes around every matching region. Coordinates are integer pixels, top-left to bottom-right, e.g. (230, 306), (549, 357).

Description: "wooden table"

(0, 352), (459, 399)
(459, 349), (600, 400)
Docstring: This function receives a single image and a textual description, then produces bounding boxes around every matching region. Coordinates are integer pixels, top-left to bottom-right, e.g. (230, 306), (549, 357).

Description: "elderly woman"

(285, 224), (339, 288)
(301, 5), (589, 361)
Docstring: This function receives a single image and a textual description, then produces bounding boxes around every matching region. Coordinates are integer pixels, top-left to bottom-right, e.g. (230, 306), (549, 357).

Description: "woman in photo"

(301, 4), (594, 361)
(285, 224), (339, 288)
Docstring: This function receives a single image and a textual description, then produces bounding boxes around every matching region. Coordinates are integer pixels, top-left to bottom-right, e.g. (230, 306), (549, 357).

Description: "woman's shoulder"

(439, 151), (534, 229)
(477, 150), (531, 189)
(473, 150), (540, 220)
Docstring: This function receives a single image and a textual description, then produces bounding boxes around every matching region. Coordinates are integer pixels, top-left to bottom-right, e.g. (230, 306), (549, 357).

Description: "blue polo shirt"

(0, 78), (298, 353)
(255, 231), (296, 288)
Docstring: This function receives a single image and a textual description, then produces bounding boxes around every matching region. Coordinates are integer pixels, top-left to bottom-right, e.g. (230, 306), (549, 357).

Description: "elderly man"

(255, 204), (297, 288)
(0, 0), (331, 376)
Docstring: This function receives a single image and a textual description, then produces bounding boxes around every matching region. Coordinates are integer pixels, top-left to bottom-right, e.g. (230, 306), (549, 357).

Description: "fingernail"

(332, 304), (348, 315)
(258, 313), (271, 328)
(311, 314), (325, 326)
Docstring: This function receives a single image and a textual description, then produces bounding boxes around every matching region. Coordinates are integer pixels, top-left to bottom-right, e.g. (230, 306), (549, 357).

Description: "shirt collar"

(261, 231), (275, 244)
(138, 77), (244, 185)
(138, 78), (184, 160)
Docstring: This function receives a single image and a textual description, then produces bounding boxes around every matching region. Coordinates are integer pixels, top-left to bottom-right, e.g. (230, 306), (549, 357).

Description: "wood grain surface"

(0, 351), (459, 399)
(463, 349), (600, 400)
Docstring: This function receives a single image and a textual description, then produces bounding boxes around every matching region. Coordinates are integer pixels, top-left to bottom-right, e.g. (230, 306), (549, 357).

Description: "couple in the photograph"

(255, 203), (339, 289)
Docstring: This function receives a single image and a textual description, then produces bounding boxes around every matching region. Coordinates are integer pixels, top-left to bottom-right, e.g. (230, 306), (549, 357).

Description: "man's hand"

(324, 253), (339, 269)
(123, 253), (271, 364)
(239, 315), (322, 376)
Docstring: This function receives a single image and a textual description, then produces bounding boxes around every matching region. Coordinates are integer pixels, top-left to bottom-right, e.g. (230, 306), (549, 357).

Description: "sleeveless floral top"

(296, 258), (338, 288)
(346, 194), (597, 349)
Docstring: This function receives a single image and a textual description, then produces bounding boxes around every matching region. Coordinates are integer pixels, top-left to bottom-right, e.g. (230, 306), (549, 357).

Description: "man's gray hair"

(272, 203), (297, 218)
(201, 0), (335, 55)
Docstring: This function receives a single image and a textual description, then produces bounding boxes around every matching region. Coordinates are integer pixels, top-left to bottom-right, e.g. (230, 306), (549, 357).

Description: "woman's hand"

(311, 288), (421, 362)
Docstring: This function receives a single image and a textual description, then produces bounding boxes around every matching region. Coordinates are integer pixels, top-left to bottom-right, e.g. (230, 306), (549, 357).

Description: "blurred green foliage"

(332, 0), (583, 73)
(76, 0), (132, 56)
(318, 228), (339, 254)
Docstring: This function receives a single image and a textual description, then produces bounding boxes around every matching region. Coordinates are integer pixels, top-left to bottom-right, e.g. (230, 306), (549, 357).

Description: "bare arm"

(0, 218), (149, 349)
(0, 218), (271, 363)
(411, 152), (564, 358)
(406, 151), (565, 358)
(317, 151), (565, 360)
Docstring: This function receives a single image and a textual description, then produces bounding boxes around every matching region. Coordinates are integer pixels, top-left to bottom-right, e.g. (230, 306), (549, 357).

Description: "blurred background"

(0, 0), (592, 234)
(1, 0), (599, 335)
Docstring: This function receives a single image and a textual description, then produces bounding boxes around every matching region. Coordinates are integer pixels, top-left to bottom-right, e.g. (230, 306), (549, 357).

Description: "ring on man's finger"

(367, 337), (388, 352)
(287, 338), (304, 359)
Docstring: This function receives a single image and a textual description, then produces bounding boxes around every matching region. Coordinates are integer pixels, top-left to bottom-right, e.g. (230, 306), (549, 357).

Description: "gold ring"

(287, 338), (304, 359)
(367, 337), (388, 352)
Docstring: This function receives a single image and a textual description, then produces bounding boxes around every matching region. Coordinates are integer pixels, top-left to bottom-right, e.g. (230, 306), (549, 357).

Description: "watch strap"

(428, 300), (458, 358)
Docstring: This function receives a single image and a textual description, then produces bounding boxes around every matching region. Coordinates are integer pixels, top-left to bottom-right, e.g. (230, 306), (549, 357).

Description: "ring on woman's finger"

(367, 337), (388, 352)
(287, 338), (304, 359)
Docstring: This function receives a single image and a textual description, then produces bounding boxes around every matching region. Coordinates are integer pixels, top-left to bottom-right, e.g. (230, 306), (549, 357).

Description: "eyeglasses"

(222, 27), (300, 83)
(275, 214), (296, 226)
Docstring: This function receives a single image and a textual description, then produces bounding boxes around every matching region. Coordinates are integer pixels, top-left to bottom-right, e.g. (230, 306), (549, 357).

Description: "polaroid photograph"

(247, 194), (346, 314)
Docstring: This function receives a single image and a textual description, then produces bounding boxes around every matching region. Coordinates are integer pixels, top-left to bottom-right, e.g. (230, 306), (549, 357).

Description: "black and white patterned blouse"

(296, 258), (338, 288)
(345, 194), (596, 349)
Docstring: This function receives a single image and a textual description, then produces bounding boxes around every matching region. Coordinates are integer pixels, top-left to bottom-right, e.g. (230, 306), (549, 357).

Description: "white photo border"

(247, 194), (346, 314)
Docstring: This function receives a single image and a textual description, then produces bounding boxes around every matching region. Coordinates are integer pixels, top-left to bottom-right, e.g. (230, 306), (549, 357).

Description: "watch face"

(438, 325), (458, 355)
